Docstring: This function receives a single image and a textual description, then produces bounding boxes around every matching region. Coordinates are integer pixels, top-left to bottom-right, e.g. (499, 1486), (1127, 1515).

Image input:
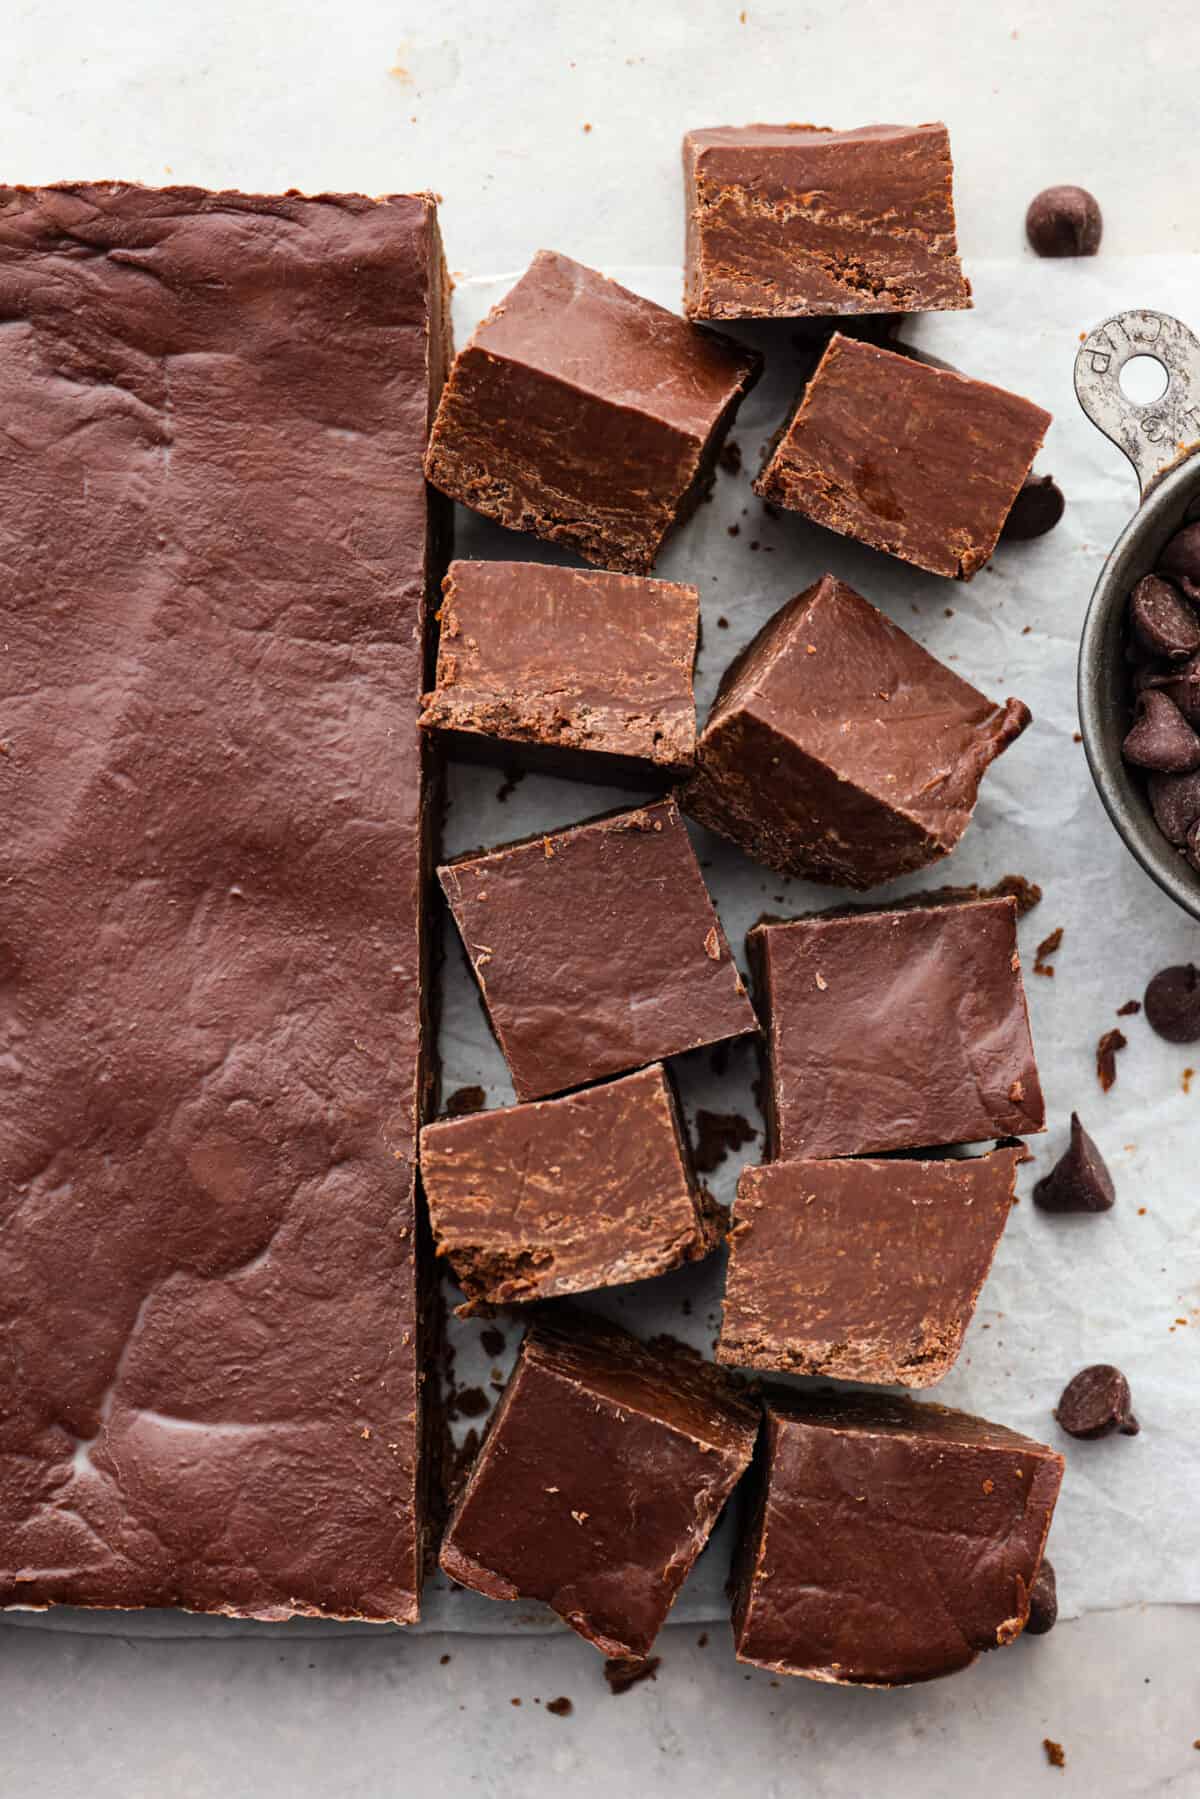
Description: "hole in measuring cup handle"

(1120, 354), (1169, 405)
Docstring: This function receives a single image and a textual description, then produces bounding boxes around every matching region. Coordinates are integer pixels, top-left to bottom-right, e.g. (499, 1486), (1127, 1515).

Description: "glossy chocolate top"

(439, 797), (758, 1101)
(441, 1312), (759, 1658)
(749, 897), (1044, 1159)
(755, 334), (1051, 579)
(419, 559), (698, 778)
(0, 184), (448, 1623)
(718, 1146), (1023, 1385)
(420, 1063), (719, 1308)
(684, 121), (971, 320)
(732, 1389), (1064, 1685)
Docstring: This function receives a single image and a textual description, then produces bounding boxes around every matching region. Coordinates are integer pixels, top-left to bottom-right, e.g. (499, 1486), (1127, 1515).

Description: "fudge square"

(748, 897), (1044, 1160)
(683, 122), (971, 321)
(440, 1311), (758, 1658)
(438, 796), (757, 1101)
(420, 1063), (721, 1311)
(419, 559), (699, 784)
(424, 250), (760, 574)
(731, 1390), (1064, 1686)
(755, 334), (1051, 579)
(717, 1145), (1024, 1386)
(681, 574), (1030, 888)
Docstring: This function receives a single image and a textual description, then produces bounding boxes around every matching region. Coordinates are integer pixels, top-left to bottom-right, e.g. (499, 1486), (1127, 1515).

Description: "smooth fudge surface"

(420, 1063), (720, 1309)
(0, 185), (449, 1622)
(441, 1313), (758, 1657)
(419, 559), (699, 783)
(718, 1146), (1023, 1386)
(424, 249), (760, 574)
(683, 121), (971, 321)
(438, 797), (757, 1102)
(681, 574), (1030, 888)
(731, 1390), (1064, 1685)
(755, 334), (1051, 579)
(749, 898), (1044, 1160)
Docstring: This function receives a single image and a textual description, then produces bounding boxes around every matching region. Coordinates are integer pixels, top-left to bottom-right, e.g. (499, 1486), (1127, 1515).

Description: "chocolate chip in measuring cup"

(1158, 522), (1200, 601)
(1129, 574), (1200, 661)
(1122, 689), (1200, 773)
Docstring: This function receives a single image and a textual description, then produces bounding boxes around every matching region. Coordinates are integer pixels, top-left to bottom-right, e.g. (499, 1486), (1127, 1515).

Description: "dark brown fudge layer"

(424, 250), (761, 574)
(732, 1390), (1063, 1685)
(683, 122), (971, 321)
(718, 1146), (1023, 1385)
(419, 559), (699, 784)
(440, 1312), (758, 1658)
(681, 574), (1030, 888)
(438, 797), (757, 1102)
(748, 898), (1044, 1160)
(420, 1063), (721, 1310)
(755, 334), (1051, 579)
(0, 184), (449, 1623)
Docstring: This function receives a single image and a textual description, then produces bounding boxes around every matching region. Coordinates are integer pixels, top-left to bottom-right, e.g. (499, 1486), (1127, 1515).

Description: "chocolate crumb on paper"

(691, 1109), (757, 1174)
(1033, 926), (1063, 976)
(444, 1085), (486, 1117)
(546, 1696), (573, 1717)
(1096, 1029), (1127, 1092)
(1116, 999), (1141, 1017)
(604, 1655), (661, 1696)
(1043, 1738), (1066, 1770)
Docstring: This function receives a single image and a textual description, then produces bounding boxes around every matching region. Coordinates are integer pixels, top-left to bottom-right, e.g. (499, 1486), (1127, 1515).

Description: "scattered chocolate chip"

(1001, 473), (1065, 541)
(1148, 768), (1200, 844)
(1123, 689), (1200, 773)
(604, 1656), (661, 1696)
(718, 438), (743, 475)
(1055, 1364), (1139, 1439)
(479, 1325), (506, 1358)
(1096, 1028), (1127, 1093)
(1144, 963), (1200, 1043)
(1158, 522), (1200, 601)
(1129, 574), (1200, 661)
(1033, 1113), (1115, 1213)
(545, 1696), (573, 1717)
(444, 1085), (486, 1117)
(691, 1108), (757, 1174)
(1043, 1738), (1066, 1770)
(1116, 999), (1141, 1017)
(1026, 185), (1102, 257)
(1033, 926), (1063, 977)
(1025, 1558), (1058, 1636)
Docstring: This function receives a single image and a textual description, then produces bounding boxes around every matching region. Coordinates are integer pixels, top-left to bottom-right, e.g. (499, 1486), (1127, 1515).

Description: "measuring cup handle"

(1074, 310), (1200, 501)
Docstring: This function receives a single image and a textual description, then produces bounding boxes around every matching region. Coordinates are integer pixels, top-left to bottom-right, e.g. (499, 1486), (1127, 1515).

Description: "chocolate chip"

(1157, 654), (1200, 728)
(1000, 474), (1065, 542)
(1033, 1113), (1115, 1213)
(1025, 1558), (1058, 1636)
(1148, 768), (1200, 843)
(444, 1084), (486, 1117)
(1144, 963), (1200, 1043)
(1122, 689), (1200, 772)
(1188, 818), (1200, 873)
(1025, 186), (1102, 257)
(1129, 574), (1200, 661)
(1055, 1364), (1139, 1439)
(1158, 522), (1200, 601)
(1095, 1028), (1127, 1093)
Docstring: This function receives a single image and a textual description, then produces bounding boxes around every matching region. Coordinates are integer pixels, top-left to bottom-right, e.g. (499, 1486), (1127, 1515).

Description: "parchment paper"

(10, 255), (1200, 1644)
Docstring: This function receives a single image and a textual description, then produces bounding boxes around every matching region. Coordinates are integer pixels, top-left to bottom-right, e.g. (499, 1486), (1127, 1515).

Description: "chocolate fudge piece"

(440, 1312), (758, 1657)
(439, 797), (757, 1102)
(420, 1063), (721, 1310)
(0, 185), (449, 1623)
(749, 897), (1044, 1159)
(683, 122), (971, 321)
(731, 1390), (1063, 1685)
(681, 575), (1031, 887)
(755, 334), (1051, 579)
(718, 1146), (1023, 1385)
(424, 250), (760, 574)
(419, 560), (699, 784)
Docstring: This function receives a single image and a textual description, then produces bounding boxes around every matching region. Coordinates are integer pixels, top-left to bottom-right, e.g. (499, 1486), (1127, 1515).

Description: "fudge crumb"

(604, 1656), (661, 1695)
(1033, 926), (1063, 977)
(479, 1326), (506, 1358)
(1073, 731), (1082, 743)
(923, 873), (1042, 917)
(1116, 999), (1141, 1017)
(1184, 1067), (1195, 1094)
(692, 1108), (757, 1174)
(582, 122), (592, 133)
(453, 1386), (490, 1419)
(717, 615), (729, 628)
(1043, 1739), (1066, 1770)
(718, 438), (743, 475)
(511, 1697), (521, 1707)
(697, 1632), (708, 1648)
(444, 1085), (486, 1117)
(1097, 1029), (1128, 1092)
(727, 523), (740, 537)
(546, 1696), (573, 1717)
(440, 1654), (451, 1665)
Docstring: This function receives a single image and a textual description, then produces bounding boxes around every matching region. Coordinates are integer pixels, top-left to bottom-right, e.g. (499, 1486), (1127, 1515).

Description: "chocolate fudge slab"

(421, 1064), (721, 1309)
(731, 1391), (1063, 1685)
(419, 559), (699, 784)
(748, 898), (1044, 1159)
(681, 574), (1030, 887)
(718, 1146), (1023, 1385)
(0, 185), (450, 1623)
(683, 122), (971, 321)
(440, 1312), (758, 1657)
(438, 797), (757, 1101)
(424, 250), (760, 574)
(755, 334), (1051, 579)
